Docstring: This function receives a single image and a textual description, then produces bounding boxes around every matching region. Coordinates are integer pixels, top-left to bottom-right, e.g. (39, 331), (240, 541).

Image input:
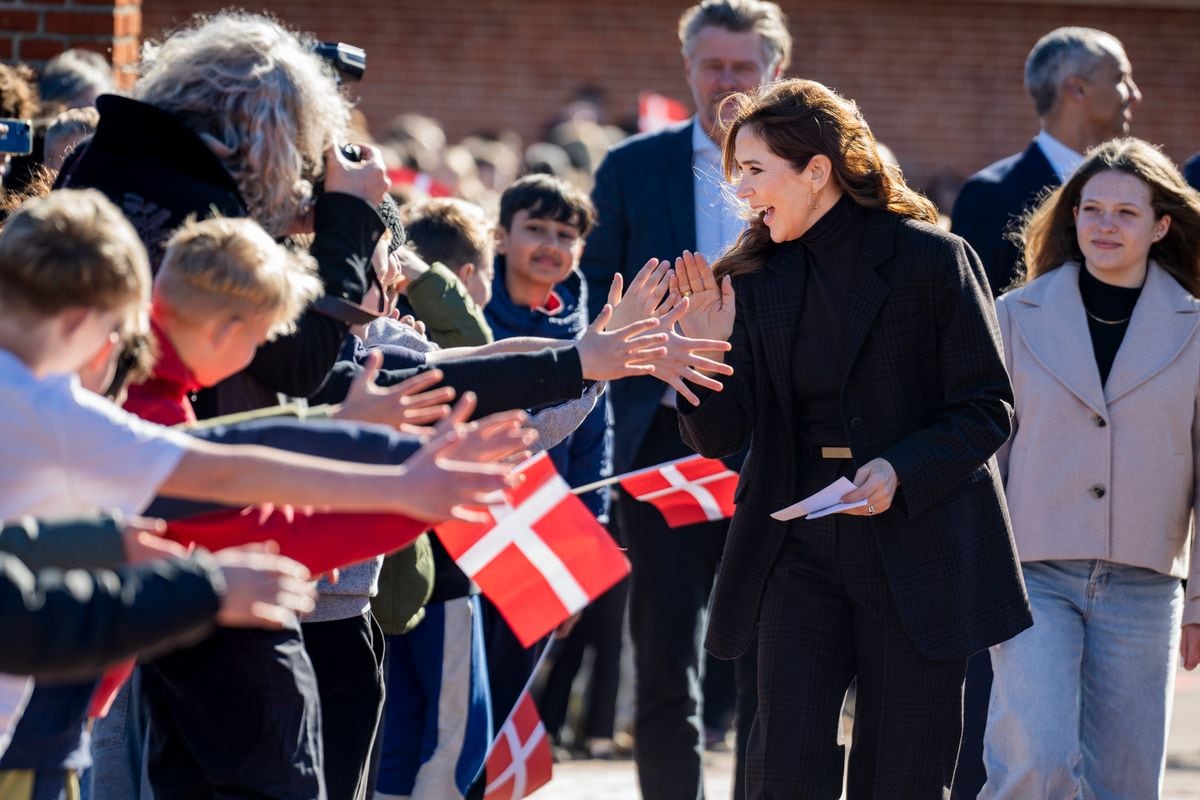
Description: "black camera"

(313, 42), (365, 83)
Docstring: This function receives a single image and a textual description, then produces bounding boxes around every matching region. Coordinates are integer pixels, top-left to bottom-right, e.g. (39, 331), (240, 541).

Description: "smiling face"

(684, 26), (779, 138)
(1073, 169), (1169, 287)
(734, 126), (831, 243)
(496, 209), (583, 299)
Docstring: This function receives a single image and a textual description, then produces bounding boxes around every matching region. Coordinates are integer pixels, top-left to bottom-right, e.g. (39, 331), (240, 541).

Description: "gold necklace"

(1084, 307), (1131, 326)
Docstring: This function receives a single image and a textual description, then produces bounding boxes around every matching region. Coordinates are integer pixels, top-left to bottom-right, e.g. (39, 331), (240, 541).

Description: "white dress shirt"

(1035, 129), (1084, 183)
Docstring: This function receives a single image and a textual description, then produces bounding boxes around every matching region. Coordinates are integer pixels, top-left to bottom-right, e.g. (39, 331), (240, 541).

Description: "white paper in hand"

(770, 476), (869, 521)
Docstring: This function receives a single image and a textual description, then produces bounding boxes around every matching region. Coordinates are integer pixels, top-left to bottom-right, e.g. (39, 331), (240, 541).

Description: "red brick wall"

(141, 0), (1200, 195)
(0, 0), (141, 88)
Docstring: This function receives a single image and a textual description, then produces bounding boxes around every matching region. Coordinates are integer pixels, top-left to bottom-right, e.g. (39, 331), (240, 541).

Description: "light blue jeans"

(980, 559), (1183, 800)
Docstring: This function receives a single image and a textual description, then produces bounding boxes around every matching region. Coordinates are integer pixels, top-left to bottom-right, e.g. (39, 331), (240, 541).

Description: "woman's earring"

(808, 189), (819, 210)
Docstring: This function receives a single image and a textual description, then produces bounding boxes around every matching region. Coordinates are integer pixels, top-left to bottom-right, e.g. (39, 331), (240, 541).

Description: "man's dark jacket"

(679, 211), (1031, 662)
(579, 120), (697, 473)
(950, 140), (1058, 295)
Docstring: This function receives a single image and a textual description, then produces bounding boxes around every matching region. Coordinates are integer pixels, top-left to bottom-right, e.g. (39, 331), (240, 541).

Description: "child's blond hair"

(0, 188), (150, 324)
(154, 217), (322, 340)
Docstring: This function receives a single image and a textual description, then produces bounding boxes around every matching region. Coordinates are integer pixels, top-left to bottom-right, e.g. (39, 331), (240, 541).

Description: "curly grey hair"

(135, 12), (351, 237)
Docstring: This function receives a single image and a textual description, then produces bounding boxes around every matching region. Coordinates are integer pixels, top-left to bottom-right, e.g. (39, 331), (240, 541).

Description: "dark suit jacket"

(679, 210), (1031, 662)
(1183, 151), (1200, 192)
(580, 120), (697, 472)
(951, 140), (1058, 295)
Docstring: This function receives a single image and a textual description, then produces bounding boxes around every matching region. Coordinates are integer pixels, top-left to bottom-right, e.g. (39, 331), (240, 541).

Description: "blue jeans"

(981, 559), (1182, 800)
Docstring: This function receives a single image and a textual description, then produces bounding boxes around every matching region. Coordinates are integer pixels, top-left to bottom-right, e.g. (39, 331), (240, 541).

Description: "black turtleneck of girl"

(785, 193), (868, 446)
(1079, 265), (1141, 386)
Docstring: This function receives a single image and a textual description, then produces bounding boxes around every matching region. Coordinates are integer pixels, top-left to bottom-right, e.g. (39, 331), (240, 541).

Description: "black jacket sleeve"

(313, 347), (587, 418)
(0, 551), (223, 681)
(241, 192), (385, 398)
(0, 516), (126, 571)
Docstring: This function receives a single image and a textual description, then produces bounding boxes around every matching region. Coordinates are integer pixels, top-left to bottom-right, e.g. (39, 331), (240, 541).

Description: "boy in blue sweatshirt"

(485, 174), (626, 761)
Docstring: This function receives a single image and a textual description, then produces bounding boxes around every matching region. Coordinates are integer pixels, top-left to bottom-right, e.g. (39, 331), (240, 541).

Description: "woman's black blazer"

(680, 210), (1032, 662)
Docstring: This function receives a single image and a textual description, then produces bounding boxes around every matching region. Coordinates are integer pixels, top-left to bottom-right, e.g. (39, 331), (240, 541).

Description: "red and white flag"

(619, 454), (738, 528)
(434, 453), (630, 647)
(638, 90), (691, 133)
(484, 690), (553, 800)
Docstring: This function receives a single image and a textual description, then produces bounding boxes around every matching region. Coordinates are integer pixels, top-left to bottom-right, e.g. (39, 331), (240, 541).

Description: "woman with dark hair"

(980, 138), (1200, 799)
(672, 78), (1031, 796)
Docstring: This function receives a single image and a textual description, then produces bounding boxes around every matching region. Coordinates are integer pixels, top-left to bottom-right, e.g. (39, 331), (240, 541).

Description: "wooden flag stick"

(570, 454), (703, 496)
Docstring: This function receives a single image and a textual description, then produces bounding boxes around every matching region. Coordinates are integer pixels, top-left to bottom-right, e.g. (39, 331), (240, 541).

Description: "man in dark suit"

(579, 2), (788, 797)
(949, 25), (1140, 799)
(951, 27), (1140, 295)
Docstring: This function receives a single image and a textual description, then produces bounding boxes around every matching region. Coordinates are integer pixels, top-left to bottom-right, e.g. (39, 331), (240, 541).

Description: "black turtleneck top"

(786, 194), (869, 446)
(1079, 265), (1141, 386)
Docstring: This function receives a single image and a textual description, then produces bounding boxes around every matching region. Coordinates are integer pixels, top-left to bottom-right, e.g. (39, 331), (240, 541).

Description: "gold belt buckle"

(820, 447), (853, 460)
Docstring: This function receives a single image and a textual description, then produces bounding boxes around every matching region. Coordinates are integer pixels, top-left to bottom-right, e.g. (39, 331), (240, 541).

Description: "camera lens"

(341, 144), (363, 162)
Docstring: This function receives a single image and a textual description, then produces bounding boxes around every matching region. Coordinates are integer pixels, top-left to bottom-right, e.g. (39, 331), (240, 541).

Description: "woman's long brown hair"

(711, 79), (937, 281)
(1015, 137), (1200, 297)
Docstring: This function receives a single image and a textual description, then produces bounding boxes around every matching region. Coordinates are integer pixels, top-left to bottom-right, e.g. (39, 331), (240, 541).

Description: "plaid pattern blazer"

(680, 210), (1032, 662)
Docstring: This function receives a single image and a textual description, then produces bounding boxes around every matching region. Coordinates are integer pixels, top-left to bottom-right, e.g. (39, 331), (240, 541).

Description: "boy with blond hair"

(128, 216), (323, 424)
(0, 188), (533, 800)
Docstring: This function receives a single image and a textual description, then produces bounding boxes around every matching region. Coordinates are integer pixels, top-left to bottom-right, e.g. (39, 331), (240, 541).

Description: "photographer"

(59, 11), (388, 416)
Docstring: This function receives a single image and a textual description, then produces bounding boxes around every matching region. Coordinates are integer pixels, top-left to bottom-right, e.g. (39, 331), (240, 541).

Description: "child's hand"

(333, 351), (454, 434)
(648, 299), (734, 406)
(391, 394), (539, 523)
(212, 543), (316, 629)
(605, 258), (673, 332)
(122, 517), (190, 564)
(575, 305), (667, 381)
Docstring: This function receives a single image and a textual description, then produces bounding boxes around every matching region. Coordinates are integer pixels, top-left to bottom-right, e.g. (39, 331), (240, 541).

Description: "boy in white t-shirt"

(0, 189), (536, 797)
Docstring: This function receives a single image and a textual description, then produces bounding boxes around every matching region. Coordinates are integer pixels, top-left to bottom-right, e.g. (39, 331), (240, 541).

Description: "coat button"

(1093, 414), (1107, 427)
(1090, 484), (1106, 498)
(850, 417), (864, 431)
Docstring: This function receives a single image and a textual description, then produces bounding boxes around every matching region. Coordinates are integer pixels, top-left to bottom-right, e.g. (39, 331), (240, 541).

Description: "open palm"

(671, 250), (735, 342)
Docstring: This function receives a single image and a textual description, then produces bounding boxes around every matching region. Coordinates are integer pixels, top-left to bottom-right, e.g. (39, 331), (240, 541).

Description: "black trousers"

(749, 466), (967, 799)
(538, 574), (629, 742)
(142, 625), (325, 800)
(302, 612), (387, 800)
(621, 406), (757, 800)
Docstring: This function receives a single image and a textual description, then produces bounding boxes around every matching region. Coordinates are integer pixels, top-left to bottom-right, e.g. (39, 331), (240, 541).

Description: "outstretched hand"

(606, 258), (675, 332)
(575, 304), (668, 381)
(394, 392), (540, 524)
(334, 351), (455, 435)
(213, 542), (316, 629)
(651, 299), (734, 406)
(671, 251), (735, 343)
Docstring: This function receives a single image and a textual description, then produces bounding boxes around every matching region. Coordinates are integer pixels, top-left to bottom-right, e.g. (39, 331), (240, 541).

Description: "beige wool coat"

(996, 260), (1200, 625)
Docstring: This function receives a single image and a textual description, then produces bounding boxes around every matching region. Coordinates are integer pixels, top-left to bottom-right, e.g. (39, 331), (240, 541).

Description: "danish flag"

(638, 90), (690, 133)
(484, 690), (553, 800)
(434, 453), (630, 647)
(618, 454), (738, 528)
